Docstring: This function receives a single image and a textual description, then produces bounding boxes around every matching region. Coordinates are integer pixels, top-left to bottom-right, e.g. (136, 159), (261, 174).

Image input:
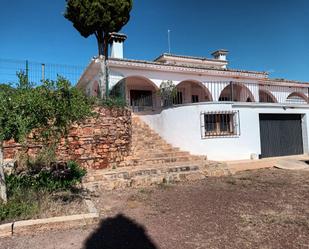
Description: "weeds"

(1, 149), (86, 224)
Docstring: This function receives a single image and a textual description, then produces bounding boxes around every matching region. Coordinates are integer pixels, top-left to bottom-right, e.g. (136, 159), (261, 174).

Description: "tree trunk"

(95, 31), (110, 98)
(0, 141), (7, 203)
(96, 31), (104, 56)
(103, 34), (109, 60)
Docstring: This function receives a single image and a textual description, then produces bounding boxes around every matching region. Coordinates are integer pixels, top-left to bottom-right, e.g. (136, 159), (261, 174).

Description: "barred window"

(201, 111), (240, 138)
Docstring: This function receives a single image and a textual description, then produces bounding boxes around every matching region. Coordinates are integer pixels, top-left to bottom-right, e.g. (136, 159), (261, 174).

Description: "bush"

(0, 73), (94, 143)
(0, 159), (86, 223)
(0, 160), (86, 223)
(0, 190), (39, 222)
(101, 97), (127, 108)
(6, 161), (86, 194)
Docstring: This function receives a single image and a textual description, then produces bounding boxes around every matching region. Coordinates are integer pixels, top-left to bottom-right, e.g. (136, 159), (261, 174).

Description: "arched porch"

(286, 92), (308, 104)
(219, 82), (255, 102)
(111, 76), (160, 111)
(174, 80), (212, 104)
(259, 89), (278, 103)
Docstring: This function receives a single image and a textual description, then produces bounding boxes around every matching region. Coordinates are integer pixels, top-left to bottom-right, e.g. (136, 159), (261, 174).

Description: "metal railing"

(200, 111), (240, 139)
(131, 94), (155, 112)
(0, 58), (85, 86)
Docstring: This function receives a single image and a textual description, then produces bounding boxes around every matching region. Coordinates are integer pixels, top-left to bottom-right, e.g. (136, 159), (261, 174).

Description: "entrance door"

(259, 114), (304, 158)
(130, 90), (153, 107)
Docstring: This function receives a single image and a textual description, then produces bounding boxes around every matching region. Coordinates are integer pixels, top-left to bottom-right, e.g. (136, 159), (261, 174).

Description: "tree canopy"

(64, 0), (133, 56)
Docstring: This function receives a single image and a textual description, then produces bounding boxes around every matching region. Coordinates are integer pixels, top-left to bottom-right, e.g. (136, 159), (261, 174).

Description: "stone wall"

(3, 107), (132, 170)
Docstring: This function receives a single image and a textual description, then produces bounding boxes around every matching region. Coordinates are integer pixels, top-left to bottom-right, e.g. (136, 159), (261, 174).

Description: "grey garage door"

(259, 114), (303, 158)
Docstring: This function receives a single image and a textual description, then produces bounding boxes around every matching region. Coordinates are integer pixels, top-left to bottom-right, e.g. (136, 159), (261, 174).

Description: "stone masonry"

(3, 107), (132, 170)
(83, 115), (231, 190)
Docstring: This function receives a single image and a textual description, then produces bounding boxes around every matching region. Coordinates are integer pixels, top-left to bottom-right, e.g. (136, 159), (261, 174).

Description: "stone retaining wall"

(3, 107), (132, 169)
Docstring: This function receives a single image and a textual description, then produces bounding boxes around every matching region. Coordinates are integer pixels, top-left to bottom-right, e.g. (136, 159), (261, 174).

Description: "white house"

(77, 33), (309, 161)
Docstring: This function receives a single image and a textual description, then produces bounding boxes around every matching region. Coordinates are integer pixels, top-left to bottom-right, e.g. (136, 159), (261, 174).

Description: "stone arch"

(175, 80), (213, 104)
(286, 92), (308, 104)
(259, 89), (278, 103)
(219, 82), (255, 102)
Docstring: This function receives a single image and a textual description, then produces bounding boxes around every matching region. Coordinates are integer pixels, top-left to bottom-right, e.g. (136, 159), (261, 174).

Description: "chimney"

(212, 49), (229, 61)
(109, 32), (127, 59)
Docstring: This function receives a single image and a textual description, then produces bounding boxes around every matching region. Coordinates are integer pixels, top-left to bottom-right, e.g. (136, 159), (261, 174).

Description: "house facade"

(77, 33), (309, 161)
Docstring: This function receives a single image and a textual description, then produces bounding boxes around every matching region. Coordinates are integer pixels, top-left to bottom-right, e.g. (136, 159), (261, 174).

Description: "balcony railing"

(131, 94), (155, 112)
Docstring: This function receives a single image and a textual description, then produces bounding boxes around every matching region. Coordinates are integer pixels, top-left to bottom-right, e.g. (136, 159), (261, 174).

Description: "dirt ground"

(1, 168), (309, 249)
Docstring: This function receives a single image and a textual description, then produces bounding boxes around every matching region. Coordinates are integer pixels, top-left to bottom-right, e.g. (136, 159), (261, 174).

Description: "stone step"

(118, 156), (205, 167)
(132, 132), (160, 136)
(120, 115), (209, 176)
(83, 160), (231, 191)
(132, 150), (182, 157)
(133, 147), (180, 154)
(121, 156), (203, 167)
(132, 142), (170, 149)
(132, 136), (161, 140)
(84, 163), (204, 183)
(132, 144), (176, 151)
(132, 138), (167, 144)
(85, 160), (226, 181)
(133, 146), (180, 151)
(133, 151), (189, 158)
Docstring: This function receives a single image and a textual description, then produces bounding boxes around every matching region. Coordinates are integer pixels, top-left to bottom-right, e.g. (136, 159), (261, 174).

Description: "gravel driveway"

(1, 168), (309, 249)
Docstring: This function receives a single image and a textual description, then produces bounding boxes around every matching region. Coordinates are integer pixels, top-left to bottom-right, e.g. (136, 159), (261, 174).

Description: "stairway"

(83, 115), (229, 190)
(119, 115), (207, 167)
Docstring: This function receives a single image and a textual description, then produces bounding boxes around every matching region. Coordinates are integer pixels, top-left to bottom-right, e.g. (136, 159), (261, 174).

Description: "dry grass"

(36, 191), (88, 218)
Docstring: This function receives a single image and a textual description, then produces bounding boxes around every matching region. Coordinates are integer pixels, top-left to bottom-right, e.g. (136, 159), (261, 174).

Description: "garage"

(259, 114), (304, 158)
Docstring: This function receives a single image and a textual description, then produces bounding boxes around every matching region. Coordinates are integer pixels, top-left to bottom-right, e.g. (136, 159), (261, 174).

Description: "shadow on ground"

(83, 214), (158, 249)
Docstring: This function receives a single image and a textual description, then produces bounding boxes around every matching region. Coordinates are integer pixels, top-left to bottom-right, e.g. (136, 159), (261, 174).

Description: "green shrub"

(0, 73), (94, 144)
(101, 97), (127, 108)
(0, 189), (39, 222)
(1, 160), (86, 223)
(6, 161), (86, 194)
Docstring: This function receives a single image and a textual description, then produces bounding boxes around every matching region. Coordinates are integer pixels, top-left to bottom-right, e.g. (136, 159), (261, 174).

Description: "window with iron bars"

(200, 111), (240, 138)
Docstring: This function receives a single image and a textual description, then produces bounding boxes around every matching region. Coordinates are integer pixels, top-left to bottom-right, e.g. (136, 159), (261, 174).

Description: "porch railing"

(131, 94), (155, 112)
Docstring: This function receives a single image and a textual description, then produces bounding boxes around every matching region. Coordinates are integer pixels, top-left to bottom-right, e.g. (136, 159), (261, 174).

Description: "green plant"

(0, 196), (39, 222)
(101, 96), (127, 108)
(0, 73), (94, 144)
(0, 73), (93, 202)
(159, 80), (177, 107)
(6, 161), (86, 193)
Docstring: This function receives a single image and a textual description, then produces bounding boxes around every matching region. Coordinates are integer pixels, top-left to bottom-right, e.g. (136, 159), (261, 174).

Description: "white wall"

(139, 103), (309, 161)
(110, 41), (124, 59)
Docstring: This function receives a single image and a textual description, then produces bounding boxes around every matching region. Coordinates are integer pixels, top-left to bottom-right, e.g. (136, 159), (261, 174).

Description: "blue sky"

(0, 0), (308, 82)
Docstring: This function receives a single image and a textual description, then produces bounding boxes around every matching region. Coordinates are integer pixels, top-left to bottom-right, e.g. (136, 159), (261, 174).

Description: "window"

(192, 95), (199, 103)
(201, 111), (240, 138)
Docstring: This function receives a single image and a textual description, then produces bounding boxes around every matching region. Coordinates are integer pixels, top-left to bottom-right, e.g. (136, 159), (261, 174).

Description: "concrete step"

(226, 155), (309, 173)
